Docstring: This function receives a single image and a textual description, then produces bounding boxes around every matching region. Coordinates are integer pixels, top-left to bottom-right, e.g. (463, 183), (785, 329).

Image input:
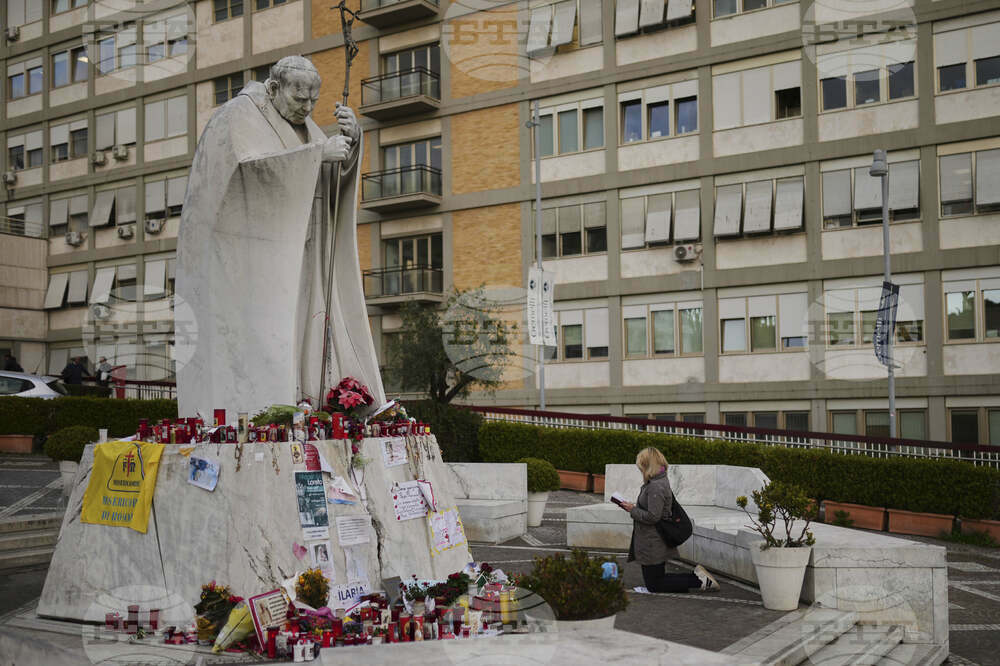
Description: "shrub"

(514, 549), (628, 621)
(737, 481), (817, 548)
(0, 396), (178, 439)
(405, 400), (483, 462)
(64, 385), (112, 398)
(478, 421), (1000, 520)
(43, 425), (99, 462)
(517, 457), (560, 493)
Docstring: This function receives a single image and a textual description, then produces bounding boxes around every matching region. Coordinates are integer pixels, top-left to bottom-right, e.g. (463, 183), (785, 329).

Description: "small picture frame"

(247, 589), (288, 645)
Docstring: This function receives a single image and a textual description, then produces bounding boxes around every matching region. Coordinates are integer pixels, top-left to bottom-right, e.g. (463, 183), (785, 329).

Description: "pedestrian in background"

(3, 353), (23, 372)
(97, 357), (113, 387)
(61, 357), (84, 385)
(619, 447), (720, 593)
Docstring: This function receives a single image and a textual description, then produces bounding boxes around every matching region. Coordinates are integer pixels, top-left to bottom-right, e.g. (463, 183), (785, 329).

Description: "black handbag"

(635, 492), (693, 548)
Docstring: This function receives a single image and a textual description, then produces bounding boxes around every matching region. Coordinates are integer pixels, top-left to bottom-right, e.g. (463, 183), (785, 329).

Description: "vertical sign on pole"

(527, 266), (542, 345)
(541, 271), (556, 347)
(873, 281), (899, 367)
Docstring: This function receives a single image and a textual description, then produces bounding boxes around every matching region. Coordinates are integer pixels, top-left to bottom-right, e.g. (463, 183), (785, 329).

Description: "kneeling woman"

(619, 447), (720, 593)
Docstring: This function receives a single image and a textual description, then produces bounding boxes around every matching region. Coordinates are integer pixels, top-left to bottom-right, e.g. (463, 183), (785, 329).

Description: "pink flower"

(338, 390), (365, 409)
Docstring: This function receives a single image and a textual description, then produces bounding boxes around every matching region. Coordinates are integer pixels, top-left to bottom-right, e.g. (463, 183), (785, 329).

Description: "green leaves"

(517, 457), (561, 493)
(515, 549), (628, 621)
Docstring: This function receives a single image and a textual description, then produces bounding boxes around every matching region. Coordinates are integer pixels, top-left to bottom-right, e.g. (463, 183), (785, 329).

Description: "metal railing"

(0, 218), (46, 238)
(363, 264), (443, 298)
(362, 164), (442, 202)
(361, 0), (437, 10)
(113, 379), (177, 400)
(362, 67), (440, 106)
(462, 405), (1000, 469)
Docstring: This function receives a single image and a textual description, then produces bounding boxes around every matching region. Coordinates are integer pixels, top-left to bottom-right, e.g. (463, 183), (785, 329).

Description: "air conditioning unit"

(90, 303), (111, 320)
(65, 231), (85, 246)
(145, 218), (165, 235)
(112, 144), (129, 161)
(673, 244), (699, 262)
(117, 224), (134, 239)
(5, 26), (19, 42)
(91, 151), (107, 166)
(2, 171), (16, 186)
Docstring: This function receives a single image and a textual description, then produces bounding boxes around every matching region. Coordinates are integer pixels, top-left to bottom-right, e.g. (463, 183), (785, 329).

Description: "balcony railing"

(363, 264), (444, 299)
(0, 218), (46, 238)
(358, 0), (438, 27)
(362, 67), (440, 106)
(362, 165), (442, 211)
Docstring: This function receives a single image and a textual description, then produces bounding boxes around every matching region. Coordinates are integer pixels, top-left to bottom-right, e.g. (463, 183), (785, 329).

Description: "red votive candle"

(213, 409), (226, 426)
(267, 628), (277, 658)
(148, 608), (159, 630)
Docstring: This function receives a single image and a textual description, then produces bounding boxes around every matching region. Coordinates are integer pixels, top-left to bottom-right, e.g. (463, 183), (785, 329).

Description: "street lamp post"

(527, 100), (546, 410)
(870, 149), (896, 438)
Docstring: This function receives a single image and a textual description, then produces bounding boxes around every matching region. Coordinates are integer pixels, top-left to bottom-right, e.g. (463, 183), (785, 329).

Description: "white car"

(0, 371), (69, 399)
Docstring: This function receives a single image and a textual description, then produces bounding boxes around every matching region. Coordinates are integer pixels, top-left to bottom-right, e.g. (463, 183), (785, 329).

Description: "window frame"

(819, 55), (916, 113)
(213, 72), (245, 106)
(535, 99), (605, 158)
(942, 278), (1000, 345)
(621, 302), (702, 358)
(535, 200), (607, 260)
(712, 0), (794, 19)
(825, 284), (925, 348)
(938, 149), (1000, 218)
(617, 83), (699, 148)
(214, 0), (244, 22)
(935, 26), (1000, 96)
(821, 159), (922, 229)
(718, 293), (807, 356)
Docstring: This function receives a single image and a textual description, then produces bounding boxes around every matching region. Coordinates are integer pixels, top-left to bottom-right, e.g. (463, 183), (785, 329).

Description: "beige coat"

(628, 471), (676, 565)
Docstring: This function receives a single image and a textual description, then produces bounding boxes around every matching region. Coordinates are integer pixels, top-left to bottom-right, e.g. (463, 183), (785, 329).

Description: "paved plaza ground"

(1, 454), (997, 664)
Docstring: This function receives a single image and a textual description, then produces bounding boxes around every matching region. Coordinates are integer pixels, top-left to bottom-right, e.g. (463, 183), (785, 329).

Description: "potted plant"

(514, 549), (627, 631)
(737, 481), (817, 611)
(821, 500), (886, 531)
(517, 458), (560, 527)
(44, 425), (99, 495)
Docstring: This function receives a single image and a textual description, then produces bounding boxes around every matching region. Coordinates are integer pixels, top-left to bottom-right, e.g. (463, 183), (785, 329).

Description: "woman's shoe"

(694, 565), (720, 591)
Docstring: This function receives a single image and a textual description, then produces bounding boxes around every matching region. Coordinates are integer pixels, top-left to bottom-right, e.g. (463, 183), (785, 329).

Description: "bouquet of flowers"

(295, 568), (330, 610)
(325, 377), (375, 421)
(194, 581), (243, 640)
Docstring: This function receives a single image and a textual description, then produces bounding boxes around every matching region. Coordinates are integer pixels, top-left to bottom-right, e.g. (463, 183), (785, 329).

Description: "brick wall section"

(311, 40), (370, 128)
(451, 104), (520, 195)
(447, 7), (521, 99)
(452, 203), (521, 290)
(357, 223), (372, 271)
(311, 0), (360, 39)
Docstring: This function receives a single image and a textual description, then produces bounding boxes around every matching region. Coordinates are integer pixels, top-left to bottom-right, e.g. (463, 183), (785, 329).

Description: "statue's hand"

(334, 103), (360, 144)
(322, 134), (353, 163)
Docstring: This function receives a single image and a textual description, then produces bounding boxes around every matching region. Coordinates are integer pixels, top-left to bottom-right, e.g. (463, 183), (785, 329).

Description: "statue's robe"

(175, 81), (385, 419)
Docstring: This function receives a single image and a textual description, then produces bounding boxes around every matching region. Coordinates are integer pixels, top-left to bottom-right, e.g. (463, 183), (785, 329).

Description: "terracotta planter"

(961, 518), (1000, 542)
(887, 509), (955, 538)
(0, 434), (33, 453)
(558, 470), (591, 492)
(592, 474), (605, 494)
(822, 501), (886, 531)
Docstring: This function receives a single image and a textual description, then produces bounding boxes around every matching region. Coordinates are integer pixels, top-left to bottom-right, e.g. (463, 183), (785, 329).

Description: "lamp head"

(870, 149), (888, 177)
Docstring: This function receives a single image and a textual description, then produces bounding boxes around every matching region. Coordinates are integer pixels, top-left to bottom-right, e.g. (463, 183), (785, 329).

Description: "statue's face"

(269, 70), (321, 126)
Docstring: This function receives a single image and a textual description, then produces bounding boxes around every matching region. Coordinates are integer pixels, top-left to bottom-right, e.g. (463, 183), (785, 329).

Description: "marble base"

(38, 436), (472, 623)
(446, 463), (527, 544)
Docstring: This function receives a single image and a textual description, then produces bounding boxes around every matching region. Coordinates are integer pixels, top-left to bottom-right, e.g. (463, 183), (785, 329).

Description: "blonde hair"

(636, 447), (668, 483)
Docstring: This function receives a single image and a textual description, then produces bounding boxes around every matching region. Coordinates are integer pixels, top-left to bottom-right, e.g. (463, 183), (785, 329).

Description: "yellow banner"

(81, 441), (164, 533)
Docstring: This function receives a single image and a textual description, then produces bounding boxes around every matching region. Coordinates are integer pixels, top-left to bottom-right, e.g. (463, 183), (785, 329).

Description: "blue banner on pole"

(874, 281), (899, 367)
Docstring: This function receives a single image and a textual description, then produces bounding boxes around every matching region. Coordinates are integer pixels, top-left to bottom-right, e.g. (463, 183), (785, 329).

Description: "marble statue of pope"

(175, 56), (385, 419)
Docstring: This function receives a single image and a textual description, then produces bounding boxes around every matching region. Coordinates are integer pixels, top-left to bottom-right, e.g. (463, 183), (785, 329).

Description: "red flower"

(338, 390), (365, 409)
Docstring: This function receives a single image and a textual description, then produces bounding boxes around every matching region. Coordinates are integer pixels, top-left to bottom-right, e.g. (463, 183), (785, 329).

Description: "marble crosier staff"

(175, 56), (386, 419)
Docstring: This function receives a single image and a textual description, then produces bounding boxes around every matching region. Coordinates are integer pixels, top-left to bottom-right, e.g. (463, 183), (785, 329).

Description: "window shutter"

(718, 297), (745, 320)
(822, 170), (851, 217)
(976, 149), (1000, 207)
(889, 160), (919, 211)
(96, 113), (116, 150)
(526, 6), (552, 55)
(145, 180), (166, 214)
(620, 197), (646, 249)
(673, 189), (700, 241)
(25, 130), (42, 151)
(25, 0), (41, 23)
(971, 22), (1000, 61)
(583, 201), (605, 228)
(50, 123), (69, 146)
(940, 153), (972, 204)
(639, 0), (663, 28)
(713, 184), (743, 237)
(743, 180), (773, 233)
(585, 308), (609, 350)
(774, 177), (804, 231)
(145, 100), (165, 142)
(615, 0), (640, 37)
(933, 29), (967, 68)
(90, 190), (116, 227)
(117, 108), (136, 145)
(712, 72), (742, 130)
(7, 0), (25, 26)
(644, 193), (671, 243)
(897, 284), (924, 322)
(166, 96), (187, 137)
(853, 166), (881, 211)
(825, 289), (854, 314)
(67, 270), (88, 305)
(90, 267), (116, 304)
(778, 292), (808, 341)
(741, 67), (771, 125)
(666, 0), (692, 21)
(116, 186), (136, 225)
(44, 273), (70, 309)
(144, 259), (167, 299)
(748, 295), (776, 318)
(167, 176), (187, 209)
(772, 60), (801, 92)
(579, 0), (602, 46)
(550, 0), (577, 48)
(70, 194), (88, 216)
(50, 198), (69, 227)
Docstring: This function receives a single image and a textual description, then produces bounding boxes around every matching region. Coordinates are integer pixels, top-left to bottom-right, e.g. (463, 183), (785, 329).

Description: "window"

(381, 44), (441, 101)
(255, 0), (286, 9)
(71, 127), (87, 158)
(50, 120), (87, 163)
(826, 282), (924, 347)
(775, 87), (800, 119)
(713, 175), (804, 237)
(935, 22), (1000, 93)
(724, 412), (747, 427)
(8, 58), (43, 99)
(145, 14), (189, 63)
(719, 292), (807, 354)
(621, 302), (698, 357)
(831, 412), (857, 435)
(900, 411), (926, 440)
(621, 187), (701, 249)
(714, 60), (800, 128)
(950, 409), (979, 444)
(680, 306), (703, 354)
(822, 159), (920, 228)
(563, 323), (583, 359)
(214, 0), (243, 21)
(52, 51), (69, 88)
(144, 96), (187, 142)
(98, 35), (115, 75)
(96, 25), (136, 75)
(528, 0), (603, 54)
(252, 64), (274, 82)
(991, 409), (1000, 446)
(534, 100), (603, 157)
(145, 175), (188, 220)
(535, 200), (606, 259)
(9, 72), (25, 99)
(944, 276), (1000, 343)
(620, 80), (698, 143)
(380, 233), (443, 295)
(888, 62), (914, 99)
(714, 0), (736, 16)
(50, 194), (88, 230)
(864, 411), (890, 437)
(618, 0), (693, 36)
(380, 138), (442, 193)
(95, 108), (137, 150)
(818, 40), (916, 110)
(214, 73), (245, 105)
(8, 145), (25, 171)
(821, 76), (847, 110)
(854, 69), (880, 105)
(785, 412), (809, 432)
(553, 308), (608, 361)
(7, 131), (43, 171)
(51, 0), (86, 13)
(939, 149), (1000, 217)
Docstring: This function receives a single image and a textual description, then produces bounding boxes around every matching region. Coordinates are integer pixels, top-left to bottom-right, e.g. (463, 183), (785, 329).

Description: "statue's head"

(266, 56), (322, 126)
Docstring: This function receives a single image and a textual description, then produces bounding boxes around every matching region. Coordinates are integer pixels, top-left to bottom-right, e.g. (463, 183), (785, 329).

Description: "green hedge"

(0, 397), (177, 438)
(404, 400), (483, 462)
(44, 426), (99, 462)
(64, 384), (112, 398)
(479, 422), (1000, 520)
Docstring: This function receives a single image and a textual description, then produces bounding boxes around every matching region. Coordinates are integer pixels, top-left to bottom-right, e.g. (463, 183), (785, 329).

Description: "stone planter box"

(558, 470), (590, 492)
(822, 501), (886, 531)
(592, 474), (605, 494)
(961, 518), (1000, 542)
(0, 434), (33, 453)
(887, 509), (955, 538)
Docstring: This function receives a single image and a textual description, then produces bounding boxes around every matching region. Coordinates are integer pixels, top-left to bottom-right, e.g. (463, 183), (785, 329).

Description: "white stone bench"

(566, 464), (948, 653)
(446, 463), (526, 544)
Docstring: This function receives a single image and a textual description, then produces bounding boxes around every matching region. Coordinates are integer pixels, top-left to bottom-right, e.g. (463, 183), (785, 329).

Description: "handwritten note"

(392, 481), (429, 521)
(381, 437), (408, 468)
(336, 515), (370, 546)
(429, 507), (466, 555)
